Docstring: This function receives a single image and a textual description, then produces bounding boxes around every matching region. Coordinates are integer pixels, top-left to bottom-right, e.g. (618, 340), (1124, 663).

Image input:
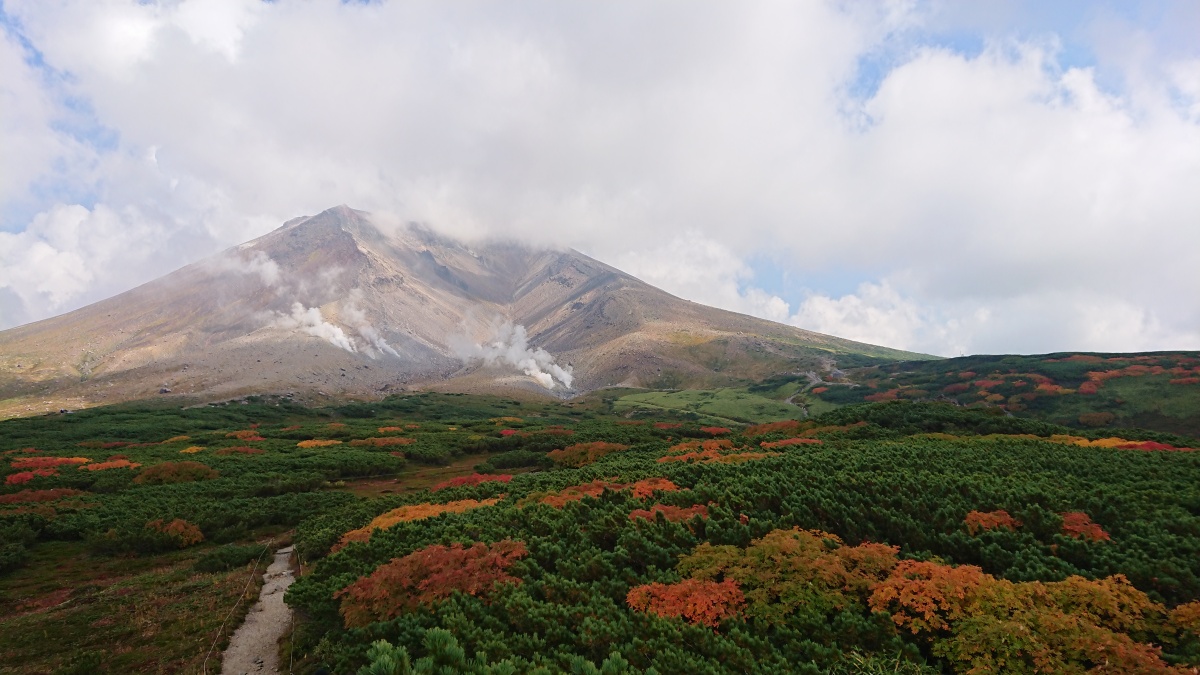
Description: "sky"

(1, 0), (1198, 357)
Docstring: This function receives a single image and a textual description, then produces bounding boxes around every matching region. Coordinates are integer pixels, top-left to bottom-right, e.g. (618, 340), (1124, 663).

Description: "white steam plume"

(342, 289), (399, 358)
(274, 302), (357, 353)
(450, 318), (573, 389)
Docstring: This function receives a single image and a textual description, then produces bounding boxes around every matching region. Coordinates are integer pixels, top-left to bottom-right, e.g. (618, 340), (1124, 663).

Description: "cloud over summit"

(1, 0), (1198, 355)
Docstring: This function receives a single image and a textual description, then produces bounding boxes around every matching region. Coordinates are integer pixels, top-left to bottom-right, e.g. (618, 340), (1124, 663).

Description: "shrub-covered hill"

(2, 395), (1199, 673)
(781, 351), (1200, 438)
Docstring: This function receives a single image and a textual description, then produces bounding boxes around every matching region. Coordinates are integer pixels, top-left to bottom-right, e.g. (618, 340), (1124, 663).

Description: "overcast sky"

(2, 0), (1198, 356)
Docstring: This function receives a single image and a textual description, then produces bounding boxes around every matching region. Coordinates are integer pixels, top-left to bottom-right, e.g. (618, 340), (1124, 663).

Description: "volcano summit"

(0, 206), (918, 416)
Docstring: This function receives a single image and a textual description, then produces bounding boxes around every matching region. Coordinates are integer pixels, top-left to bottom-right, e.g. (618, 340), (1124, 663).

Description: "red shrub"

(811, 387), (829, 394)
(6, 469), (58, 485)
(1060, 512), (1110, 542)
(133, 461), (219, 485)
(1169, 377), (1200, 385)
(699, 426), (732, 436)
(943, 383), (971, 394)
(336, 540), (527, 627)
(653, 422), (682, 430)
(629, 504), (708, 522)
(0, 488), (85, 504)
(431, 473), (513, 491)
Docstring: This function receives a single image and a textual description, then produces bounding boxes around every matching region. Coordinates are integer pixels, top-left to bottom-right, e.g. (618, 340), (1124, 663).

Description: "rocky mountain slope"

(0, 206), (922, 417)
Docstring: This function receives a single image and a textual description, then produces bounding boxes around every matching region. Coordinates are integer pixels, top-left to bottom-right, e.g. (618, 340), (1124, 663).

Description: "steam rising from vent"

(343, 290), (399, 358)
(451, 319), (573, 389)
(274, 303), (357, 353)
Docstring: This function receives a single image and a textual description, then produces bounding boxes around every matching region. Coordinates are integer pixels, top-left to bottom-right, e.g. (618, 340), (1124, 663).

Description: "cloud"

(1, 1), (1198, 357)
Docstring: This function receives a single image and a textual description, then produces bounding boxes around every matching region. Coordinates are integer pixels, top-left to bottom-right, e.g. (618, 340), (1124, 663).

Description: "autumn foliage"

(546, 442), (630, 467)
(10, 456), (90, 470)
(1060, 511), (1111, 542)
(333, 499), (501, 552)
(759, 437), (822, 449)
(626, 579), (745, 627)
(535, 478), (679, 508)
(431, 473), (512, 491)
(337, 540), (528, 627)
(5, 469), (58, 484)
(226, 430), (266, 441)
(699, 426), (732, 435)
(78, 459), (141, 472)
(629, 504), (708, 523)
(964, 510), (1021, 535)
(297, 439), (342, 448)
(145, 518), (204, 548)
(0, 488), (85, 504)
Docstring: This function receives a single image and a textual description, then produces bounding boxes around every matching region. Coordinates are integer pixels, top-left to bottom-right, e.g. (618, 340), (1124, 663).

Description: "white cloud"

(0, 1), (1198, 357)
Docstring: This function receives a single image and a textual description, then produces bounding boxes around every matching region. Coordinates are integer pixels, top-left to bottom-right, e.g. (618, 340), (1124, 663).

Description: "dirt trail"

(221, 545), (295, 675)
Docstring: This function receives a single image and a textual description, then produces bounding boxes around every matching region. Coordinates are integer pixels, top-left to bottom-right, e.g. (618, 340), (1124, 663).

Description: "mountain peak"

(0, 207), (921, 417)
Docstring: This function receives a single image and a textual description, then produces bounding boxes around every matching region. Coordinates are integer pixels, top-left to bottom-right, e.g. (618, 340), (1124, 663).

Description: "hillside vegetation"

(1, 391), (1198, 673)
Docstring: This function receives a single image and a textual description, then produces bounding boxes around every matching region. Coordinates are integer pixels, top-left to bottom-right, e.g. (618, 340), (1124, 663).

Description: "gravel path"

(221, 546), (295, 675)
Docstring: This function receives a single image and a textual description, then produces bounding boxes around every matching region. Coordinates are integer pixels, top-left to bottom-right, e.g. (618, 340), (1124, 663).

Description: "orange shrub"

(145, 518), (204, 548)
(865, 389), (899, 402)
(653, 422), (682, 430)
(377, 426), (404, 433)
(629, 478), (679, 498)
(1060, 512), (1110, 542)
(943, 383), (970, 394)
(699, 426), (731, 435)
(297, 439), (342, 448)
(79, 459), (141, 472)
(627, 579), (745, 628)
(869, 559), (989, 633)
(629, 504), (708, 522)
(964, 510), (1021, 535)
(337, 540), (527, 628)
(11, 456), (89, 470)
(349, 437), (415, 447)
(546, 442), (629, 467)
(161, 435), (190, 443)
(811, 387), (829, 394)
(180, 446), (204, 454)
(1170, 377), (1200, 385)
(333, 499), (500, 552)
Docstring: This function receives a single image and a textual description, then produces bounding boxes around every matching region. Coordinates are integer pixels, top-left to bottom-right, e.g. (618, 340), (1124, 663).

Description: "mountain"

(0, 206), (922, 417)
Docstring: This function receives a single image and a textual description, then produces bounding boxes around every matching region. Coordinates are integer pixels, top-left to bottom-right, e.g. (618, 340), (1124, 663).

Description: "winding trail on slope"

(221, 545), (295, 675)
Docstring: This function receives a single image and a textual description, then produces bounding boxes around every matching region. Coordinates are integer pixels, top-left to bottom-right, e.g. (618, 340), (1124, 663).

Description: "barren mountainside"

(0, 206), (920, 417)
